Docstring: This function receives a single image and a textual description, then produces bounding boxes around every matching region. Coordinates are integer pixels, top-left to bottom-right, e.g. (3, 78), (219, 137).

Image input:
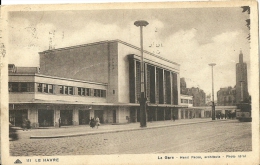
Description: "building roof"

(39, 39), (180, 66)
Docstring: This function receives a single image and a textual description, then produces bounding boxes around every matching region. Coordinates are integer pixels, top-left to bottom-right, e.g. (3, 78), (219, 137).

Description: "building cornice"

(8, 73), (108, 86)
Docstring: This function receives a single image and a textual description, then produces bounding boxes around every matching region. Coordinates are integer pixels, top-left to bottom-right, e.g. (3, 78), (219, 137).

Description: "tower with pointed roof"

(235, 50), (249, 103)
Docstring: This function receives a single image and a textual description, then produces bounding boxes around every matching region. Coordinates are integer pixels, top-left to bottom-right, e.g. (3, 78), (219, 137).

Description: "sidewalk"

(17, 118), (230, 139)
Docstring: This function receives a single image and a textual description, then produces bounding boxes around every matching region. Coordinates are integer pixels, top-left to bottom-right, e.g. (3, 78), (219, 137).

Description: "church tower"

(235, 50), (249, 103)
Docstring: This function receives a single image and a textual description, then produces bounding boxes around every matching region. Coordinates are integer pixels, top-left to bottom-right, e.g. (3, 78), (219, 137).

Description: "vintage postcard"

(1, 1), (259, 165)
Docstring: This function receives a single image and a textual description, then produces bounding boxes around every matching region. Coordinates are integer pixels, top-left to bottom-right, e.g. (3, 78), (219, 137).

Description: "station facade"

(9, 40), (188, 127)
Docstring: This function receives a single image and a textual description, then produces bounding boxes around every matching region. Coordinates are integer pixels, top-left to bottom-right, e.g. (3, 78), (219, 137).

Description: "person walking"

(90, 117), (95, 128)
(172, 114), (175, 122)
(26, 119), (31, 131)
(22, 118), (27, 131)
(95, 117), (100, 129)
(58, 117), (62, 128)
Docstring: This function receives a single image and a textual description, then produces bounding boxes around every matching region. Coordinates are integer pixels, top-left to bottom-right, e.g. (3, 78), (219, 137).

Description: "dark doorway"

(113, 110), (116, 123)
(38, 110), (54, 127)
(94, 110), (104, 123)
(60, 110), (73, 126)
(9, 110), (28, 127)
(137, 108), (140, 122)
(79, 110), (90, 125)
(165, 108), (171, 120)
(130, 107), (136, 123)
(157, 108), (164, 121)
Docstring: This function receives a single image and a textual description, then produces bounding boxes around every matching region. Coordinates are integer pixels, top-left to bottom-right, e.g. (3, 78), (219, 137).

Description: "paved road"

(10, 120), (251, 156)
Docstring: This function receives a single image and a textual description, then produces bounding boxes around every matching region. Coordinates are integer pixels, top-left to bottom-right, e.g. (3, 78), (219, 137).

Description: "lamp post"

(134, 20), (149, 127)
(209, 63), (216, 120)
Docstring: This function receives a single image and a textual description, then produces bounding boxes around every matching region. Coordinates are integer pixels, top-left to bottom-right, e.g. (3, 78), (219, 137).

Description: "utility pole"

(209, 63), (216, 120)
(134, 20), (149, 127)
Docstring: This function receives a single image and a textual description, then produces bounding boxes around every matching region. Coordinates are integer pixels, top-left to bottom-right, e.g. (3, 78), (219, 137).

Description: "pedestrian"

(90, 117), (95, 128)
(95, 117), (100, 129)
(22, 118), (27, 131)
(26, 119), (31, 131)
(59, 117), (62, 128)
(172, 114), (175, 122)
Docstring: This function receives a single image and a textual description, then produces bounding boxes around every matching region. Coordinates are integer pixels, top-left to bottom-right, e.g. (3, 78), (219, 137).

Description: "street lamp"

(134, 20), (149, 127)
(209, 63), (216, 120)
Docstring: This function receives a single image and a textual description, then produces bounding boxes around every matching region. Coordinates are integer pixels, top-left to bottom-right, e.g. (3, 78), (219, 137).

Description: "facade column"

(73, 109), (79, 126)
(177, 73), (180, 105)
(155, 107), (158, 121)
(54, 109), (60, 127)
(183, 110), (186, 119)
(135, 108), (137, 122)
(155, 67), (158, 104)
(28, 106), (38, 128)
(201, 110), (205, 118)
(163, 108), (165, 120)
(170, 108), (173, 120)
(178, 108), (181, 119)
(134, 60), (137, 103)
(170, 72), (173, 105)
(163, 69), (166, 104)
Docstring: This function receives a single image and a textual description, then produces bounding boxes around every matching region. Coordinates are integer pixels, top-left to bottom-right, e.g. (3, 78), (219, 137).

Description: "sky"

(7, 6), (251, 98)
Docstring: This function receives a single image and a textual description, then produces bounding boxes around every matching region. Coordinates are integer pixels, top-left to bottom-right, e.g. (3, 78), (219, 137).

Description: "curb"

(30, 120), (221, 139)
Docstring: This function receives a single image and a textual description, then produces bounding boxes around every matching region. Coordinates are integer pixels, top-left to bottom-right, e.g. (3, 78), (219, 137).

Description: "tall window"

(86, 88), (91, 96)
(43, 84), (48, 93)
(68, 86), (73, 95)
(65, 86), (68, 94)
(37, 83), (43, 92)
(59, 85), (64, 94)
(48, 84), (53, 93)
(78, 87), (82, 95)
(101, 90), (106, 97)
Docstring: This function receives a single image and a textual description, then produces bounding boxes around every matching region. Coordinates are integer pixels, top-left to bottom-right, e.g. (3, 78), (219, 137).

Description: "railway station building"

(9, 40), (188, 128)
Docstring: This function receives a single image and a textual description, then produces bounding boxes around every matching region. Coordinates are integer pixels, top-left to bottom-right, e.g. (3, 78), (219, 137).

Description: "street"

(10, 120), (251, 156)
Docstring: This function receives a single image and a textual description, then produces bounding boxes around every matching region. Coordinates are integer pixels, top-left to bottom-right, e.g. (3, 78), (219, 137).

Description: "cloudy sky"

(8, 6), (251, 98)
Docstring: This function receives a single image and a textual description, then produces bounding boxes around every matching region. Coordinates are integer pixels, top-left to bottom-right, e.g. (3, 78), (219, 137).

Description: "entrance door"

(9, 110), (28, 127)
(38, 110), (54, 127)
(79, 110), (90, 125)
(60, 110), (73, 126)
(113, 110), (116, 123)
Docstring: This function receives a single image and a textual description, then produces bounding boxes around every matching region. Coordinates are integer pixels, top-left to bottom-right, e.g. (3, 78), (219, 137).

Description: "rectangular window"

(101, 90), (106, 98)
(94, 89), (102, 97)
(48, 84), (53, 93)
(28, 83), (34, 92)
(10, 82), (19, 92)
(69, 86), (73, 95)
(82, 88), (86, 96)
(189, 100), (193, 104)
(97, 89), (100, 97)
(94, 89), (97, 97)
(78, 87), (82, 95)
(20, 83), (28, 92)
(37, 83), (43, 92)
(59, 85), (64, 94)
(86, 88), (90, 96)
(43, 84), (48, 93)
(65, 86), (68, 94)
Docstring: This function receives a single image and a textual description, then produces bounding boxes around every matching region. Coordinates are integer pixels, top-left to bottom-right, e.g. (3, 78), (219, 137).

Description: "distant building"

(236, 51), (249, 103)
(217, 86), (236, 106)
(180, 78), (206, 107)
(180, 94), (193, 108)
